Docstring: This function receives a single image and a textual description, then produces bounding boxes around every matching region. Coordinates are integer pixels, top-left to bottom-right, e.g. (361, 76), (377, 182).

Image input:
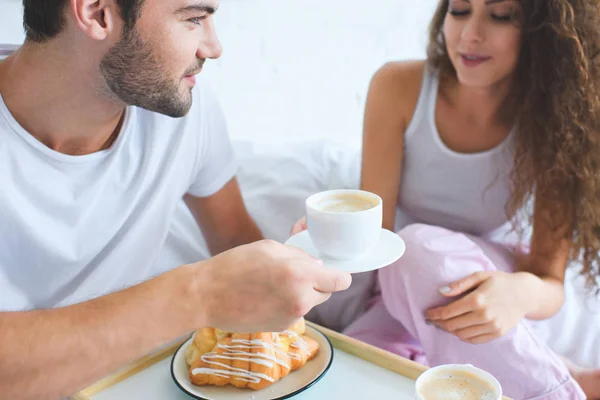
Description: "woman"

(294, 0), (600, 398)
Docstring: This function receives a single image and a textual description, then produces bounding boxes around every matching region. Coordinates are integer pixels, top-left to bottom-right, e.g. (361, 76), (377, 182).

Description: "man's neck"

(0, 41), (126, 156)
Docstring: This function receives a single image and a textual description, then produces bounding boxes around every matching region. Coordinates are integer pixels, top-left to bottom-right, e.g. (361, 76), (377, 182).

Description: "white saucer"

(284, 229), (405, 274)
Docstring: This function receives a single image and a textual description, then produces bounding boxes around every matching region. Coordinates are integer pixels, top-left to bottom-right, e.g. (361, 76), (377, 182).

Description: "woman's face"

(443, 0), (523, 88)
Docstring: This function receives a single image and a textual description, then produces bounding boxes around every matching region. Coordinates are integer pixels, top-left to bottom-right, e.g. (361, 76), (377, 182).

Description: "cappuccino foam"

(418, 370), (497, 400)
(317, 193), (379, 213)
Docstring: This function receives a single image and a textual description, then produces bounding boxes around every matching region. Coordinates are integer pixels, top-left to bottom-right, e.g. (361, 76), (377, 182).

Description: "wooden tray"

(73, 321), (510, 399)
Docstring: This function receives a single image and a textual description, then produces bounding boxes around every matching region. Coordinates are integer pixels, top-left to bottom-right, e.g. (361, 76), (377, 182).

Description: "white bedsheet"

(156, 139), (600, 368)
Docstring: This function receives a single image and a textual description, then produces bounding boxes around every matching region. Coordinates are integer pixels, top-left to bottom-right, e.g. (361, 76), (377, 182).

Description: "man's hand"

(196, 239), (352, 333)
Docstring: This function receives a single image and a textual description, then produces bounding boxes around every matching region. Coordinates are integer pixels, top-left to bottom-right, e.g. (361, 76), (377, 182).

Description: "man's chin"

(161, 103), (193, 118)
(140, 100), (192, 118)
(138, 90), (193, 118)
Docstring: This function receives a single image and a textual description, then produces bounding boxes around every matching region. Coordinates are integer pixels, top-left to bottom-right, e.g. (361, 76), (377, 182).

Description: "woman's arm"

(360, 61), (424, 230)
(513, 194), (572, 320)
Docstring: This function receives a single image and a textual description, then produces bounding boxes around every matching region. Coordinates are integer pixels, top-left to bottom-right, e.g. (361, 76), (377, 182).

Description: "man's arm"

(0, 239), (351, 400)
(184, 177), (263, 255)
(0, 265), (202, 400)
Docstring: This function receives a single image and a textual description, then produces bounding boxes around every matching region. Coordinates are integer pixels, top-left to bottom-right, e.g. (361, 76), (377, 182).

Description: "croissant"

(185, 319), (319, 390)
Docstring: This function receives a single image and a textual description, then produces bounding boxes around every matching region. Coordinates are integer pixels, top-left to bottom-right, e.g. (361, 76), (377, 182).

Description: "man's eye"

(189, 16), (207, 25)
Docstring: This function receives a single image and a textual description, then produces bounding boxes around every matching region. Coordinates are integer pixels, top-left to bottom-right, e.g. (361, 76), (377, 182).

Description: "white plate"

(171, 326), (334, 400)
(284, 229), (406, 274)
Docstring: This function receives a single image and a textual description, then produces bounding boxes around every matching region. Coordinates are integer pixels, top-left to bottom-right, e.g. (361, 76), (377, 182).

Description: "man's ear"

(69, 0), (122, 41)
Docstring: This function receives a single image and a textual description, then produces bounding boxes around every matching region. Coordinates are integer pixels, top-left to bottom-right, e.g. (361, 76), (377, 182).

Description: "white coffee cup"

(415, 364), (502, 400)
(305, 189), (383, 261)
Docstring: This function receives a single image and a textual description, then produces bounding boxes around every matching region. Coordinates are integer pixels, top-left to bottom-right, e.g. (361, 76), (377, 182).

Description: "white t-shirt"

(0, 46), (237, 311)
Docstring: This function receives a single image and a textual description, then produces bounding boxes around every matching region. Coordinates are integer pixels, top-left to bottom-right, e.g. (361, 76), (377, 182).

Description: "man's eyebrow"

(175, 3), (218, 15)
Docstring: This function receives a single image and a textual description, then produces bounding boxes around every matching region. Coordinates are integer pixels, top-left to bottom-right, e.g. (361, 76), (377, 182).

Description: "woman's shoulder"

(367, 60), (428, 130)
(372, 60), (427, 87)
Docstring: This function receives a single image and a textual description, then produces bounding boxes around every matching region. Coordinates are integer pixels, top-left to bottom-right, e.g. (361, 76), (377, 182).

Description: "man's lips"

(183, 69), (202, 84)
(185, 69), (202, 77)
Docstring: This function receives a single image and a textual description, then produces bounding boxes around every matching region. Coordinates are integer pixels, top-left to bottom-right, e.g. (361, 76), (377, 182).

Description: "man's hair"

(23, 0), (144, 42)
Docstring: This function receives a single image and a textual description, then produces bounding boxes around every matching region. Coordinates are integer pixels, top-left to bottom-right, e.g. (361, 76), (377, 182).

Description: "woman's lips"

(459, 53), (492, 68)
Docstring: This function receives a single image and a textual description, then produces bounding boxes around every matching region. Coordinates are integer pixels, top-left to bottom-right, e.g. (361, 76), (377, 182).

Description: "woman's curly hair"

(427, 0), (600, 291)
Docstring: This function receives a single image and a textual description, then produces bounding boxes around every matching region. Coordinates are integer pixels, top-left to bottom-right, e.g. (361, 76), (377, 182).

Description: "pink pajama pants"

(344, 224), (585, 400)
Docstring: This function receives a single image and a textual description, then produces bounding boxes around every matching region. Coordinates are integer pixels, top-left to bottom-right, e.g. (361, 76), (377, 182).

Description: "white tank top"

(394, 64), (515, 237)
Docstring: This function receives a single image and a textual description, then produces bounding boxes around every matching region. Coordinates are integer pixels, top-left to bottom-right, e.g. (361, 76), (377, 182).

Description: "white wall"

(0, 0), (438, 145)
(0, 0), (24, 44)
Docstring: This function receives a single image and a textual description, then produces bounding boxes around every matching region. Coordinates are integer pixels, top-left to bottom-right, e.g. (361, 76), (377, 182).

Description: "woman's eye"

(491, 13), (514, 22)
(448, 9), (470, 17)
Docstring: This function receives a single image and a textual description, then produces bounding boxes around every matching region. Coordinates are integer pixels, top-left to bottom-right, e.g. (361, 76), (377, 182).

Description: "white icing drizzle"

(191, 334), (311, 384)
(203, 353), (275, 368)
(280, 331), (311, 356)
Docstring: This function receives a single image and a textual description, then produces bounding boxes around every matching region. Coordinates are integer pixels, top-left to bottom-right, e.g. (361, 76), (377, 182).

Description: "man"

(0, 1), (352, 399)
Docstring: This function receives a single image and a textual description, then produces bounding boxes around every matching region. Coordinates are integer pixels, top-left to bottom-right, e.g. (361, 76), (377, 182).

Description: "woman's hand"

(424, 271), (530, 344)
(290, 216), (307, 236)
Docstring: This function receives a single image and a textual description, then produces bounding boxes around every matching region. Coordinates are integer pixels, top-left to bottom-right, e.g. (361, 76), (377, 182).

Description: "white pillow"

(234, 140), (361, 242)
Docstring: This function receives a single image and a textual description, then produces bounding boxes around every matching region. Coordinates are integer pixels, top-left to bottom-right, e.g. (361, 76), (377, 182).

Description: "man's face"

(100, 0), (222, 117)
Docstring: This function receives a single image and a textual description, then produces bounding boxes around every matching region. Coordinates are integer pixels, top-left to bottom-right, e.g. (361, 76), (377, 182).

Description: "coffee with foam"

(317, 193), (379, 213)
(417, 370), (498, 400)
(305, 189), (383, 260)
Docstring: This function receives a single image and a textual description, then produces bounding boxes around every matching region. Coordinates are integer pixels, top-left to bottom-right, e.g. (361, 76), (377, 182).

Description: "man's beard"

(100, 27), (200, 118)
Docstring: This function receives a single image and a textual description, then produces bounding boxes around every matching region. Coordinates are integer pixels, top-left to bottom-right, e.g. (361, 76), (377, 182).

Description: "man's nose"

(197, 19), (223, 60)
